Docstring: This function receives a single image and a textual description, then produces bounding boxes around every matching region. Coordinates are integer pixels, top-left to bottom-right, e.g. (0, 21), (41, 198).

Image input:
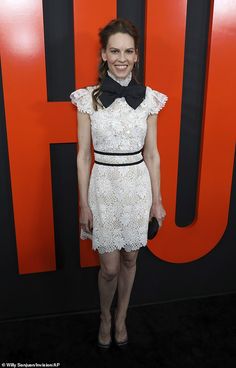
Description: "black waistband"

(94, 158), (144, 167)
(93, 148), (143, 156)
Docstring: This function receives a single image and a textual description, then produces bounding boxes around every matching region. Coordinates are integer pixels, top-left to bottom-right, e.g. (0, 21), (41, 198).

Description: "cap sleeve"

(146, 86), (168, 115)
(70, 87), (94, 114)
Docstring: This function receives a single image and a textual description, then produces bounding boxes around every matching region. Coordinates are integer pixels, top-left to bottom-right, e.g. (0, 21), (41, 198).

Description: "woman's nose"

(118, 52), (126, 62)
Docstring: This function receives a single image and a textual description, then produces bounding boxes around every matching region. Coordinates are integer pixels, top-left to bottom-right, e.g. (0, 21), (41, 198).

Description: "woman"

(70, 18), (167, 349)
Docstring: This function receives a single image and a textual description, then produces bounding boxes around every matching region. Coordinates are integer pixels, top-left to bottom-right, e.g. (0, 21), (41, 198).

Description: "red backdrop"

(0, 0), (235, 274)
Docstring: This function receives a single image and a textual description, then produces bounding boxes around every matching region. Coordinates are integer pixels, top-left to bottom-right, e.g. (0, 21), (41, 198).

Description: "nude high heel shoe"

(114, 308), (128, 347)
(97, 314), (112, 350)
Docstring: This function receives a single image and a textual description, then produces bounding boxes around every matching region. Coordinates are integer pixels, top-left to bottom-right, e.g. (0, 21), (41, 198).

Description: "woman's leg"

(115, 249), (139, 342)
(98, 249), (120, 344)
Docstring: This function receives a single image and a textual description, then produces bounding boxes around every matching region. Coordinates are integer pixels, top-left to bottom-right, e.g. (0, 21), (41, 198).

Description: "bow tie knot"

(99, 75), (146, 109)
(118, 85), (126, 98)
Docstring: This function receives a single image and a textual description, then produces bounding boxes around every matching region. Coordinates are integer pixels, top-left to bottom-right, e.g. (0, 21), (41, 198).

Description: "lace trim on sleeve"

(147, 87), (168, 115)
(70, 88), (93, 114)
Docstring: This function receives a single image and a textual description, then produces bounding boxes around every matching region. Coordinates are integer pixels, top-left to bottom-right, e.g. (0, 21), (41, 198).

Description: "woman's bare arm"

(76, 110), (93, 231)
(143, 113), (166, 226)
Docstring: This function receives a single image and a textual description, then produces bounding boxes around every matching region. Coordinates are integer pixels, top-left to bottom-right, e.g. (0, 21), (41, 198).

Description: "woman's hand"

(79, 205), (93, 233)
(149, 201), (166, 228)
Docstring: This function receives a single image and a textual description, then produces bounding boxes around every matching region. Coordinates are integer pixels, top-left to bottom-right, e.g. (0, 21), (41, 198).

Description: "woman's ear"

(101, 49), (107, 62)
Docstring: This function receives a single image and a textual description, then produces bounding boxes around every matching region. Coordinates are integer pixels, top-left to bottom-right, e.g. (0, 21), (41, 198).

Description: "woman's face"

(101, 32), (138, 79)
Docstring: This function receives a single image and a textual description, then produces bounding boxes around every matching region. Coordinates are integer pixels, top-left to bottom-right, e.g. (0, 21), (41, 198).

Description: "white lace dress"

(70, 72), (168, 254)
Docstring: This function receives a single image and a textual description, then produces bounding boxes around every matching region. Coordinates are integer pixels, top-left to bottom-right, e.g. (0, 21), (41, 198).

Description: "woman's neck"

(107, 70), (132, 86)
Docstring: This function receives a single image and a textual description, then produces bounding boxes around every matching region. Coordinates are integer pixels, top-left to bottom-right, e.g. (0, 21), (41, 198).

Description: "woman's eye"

(111, 50), (119, 53)
(126, 50), (134, 54)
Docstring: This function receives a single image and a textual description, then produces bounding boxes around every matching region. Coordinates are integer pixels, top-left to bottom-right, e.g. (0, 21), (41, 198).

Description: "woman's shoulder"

(70, 85), (98, 114)
(70, 84), (98, 97)
(144, 85), (168, 115)
(145, 85), (168, 102)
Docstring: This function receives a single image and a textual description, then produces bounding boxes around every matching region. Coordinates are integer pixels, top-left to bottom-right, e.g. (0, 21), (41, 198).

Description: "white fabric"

(70, 73), (168, 254)
(107, 70), (132, 86)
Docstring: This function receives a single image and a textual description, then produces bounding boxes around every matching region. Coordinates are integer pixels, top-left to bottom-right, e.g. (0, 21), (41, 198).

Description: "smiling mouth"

(115, 65), (128, 69)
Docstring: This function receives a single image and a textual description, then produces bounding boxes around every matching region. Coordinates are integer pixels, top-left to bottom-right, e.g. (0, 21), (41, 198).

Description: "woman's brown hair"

(92, 18), (140, 110)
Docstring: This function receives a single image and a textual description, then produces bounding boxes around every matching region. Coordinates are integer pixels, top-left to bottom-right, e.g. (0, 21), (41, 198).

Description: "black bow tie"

(99, 75), (146, 109)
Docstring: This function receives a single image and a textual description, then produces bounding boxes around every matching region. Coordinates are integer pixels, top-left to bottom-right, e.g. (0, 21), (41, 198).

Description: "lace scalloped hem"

(148, 94), (168, 116)
(93, 242), (147, 254)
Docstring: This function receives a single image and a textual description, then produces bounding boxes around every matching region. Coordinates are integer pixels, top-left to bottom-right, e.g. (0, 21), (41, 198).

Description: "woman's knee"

(100, 264), (119, 281)
(99, 249), (120, 281)
(121, 251), (138, 269)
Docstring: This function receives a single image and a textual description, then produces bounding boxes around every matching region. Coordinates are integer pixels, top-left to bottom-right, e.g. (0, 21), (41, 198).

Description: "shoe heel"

(97, 339), (112, 349)
(114, 338), (128, 348)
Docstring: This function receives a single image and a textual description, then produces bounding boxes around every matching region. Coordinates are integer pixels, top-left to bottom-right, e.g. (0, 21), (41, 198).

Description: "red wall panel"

(0, 0), (116, 273)
(145, 0), (236, 262)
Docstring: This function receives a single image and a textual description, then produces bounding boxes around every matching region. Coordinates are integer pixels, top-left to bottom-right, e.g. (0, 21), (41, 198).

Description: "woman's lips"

(114, 65), (128, 70)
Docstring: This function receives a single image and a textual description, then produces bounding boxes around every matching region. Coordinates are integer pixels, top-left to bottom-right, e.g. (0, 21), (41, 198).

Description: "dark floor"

(0, 292), (236, 368)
